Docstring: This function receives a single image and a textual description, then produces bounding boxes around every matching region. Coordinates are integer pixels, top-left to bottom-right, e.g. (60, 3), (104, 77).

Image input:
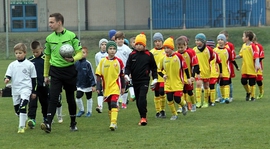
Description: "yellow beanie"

(135, 32), (147, 47)
(163, 37), (174, 50)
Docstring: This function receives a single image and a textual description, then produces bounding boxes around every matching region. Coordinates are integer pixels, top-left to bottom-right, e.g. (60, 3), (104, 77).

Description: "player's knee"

(241, 78), (248, 85)
(14, 104), (19, 115)
(85, 92), (92, 99)
(19, 100), (28, 114)
(174, 96), (181, 104)
(187, 90), (193, 96)
(249, 78), (256, 86)
(257, 81), (262, 86)
(111, 101), (117, 108)
(76, 91), (83, 98)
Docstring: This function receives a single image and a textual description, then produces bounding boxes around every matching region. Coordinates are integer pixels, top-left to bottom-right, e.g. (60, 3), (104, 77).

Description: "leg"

(85, 91), (93, 117)
(76, 90), (85, 117)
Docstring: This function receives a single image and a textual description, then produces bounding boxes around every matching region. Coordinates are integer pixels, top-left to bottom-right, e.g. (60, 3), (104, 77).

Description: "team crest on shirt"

(174, 57), (178, 62)
(114, 63), (118, 67)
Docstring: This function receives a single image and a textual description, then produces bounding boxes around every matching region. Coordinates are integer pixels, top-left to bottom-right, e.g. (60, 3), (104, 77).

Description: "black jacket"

(125, 49), (157, 83)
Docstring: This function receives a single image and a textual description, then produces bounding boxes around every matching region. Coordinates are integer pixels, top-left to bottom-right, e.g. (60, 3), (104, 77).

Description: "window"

(11, 4), (37, 32)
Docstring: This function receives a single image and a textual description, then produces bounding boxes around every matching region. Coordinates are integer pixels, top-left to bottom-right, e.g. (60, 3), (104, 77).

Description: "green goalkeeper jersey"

(44, 29), (82, 68)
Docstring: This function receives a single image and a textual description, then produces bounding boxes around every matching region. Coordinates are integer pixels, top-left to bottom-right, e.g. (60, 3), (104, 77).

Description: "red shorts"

(104, 94), (119, 102)
(195, 78), (210, 82)
(165, 91), (183, 97)
(153, 82), (164, 91)
(209, 78), (218, 85)
(184, 84), (193, 91)
(242, 74), (256, 79)
(256, 75), (263, 81)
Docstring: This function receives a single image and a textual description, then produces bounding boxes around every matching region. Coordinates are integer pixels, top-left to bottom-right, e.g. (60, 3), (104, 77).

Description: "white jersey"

(115, 44), (132, 67)
(5, 59), (37, 95)
(95, 51), (108, 66)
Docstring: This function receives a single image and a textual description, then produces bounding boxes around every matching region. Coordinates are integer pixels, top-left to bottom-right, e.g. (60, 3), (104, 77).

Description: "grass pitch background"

(0, 27), (270, 149)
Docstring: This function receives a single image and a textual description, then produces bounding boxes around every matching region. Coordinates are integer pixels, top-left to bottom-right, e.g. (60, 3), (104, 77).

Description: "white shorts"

(77, 87), (92, 92)
(12, 89), (31, 105)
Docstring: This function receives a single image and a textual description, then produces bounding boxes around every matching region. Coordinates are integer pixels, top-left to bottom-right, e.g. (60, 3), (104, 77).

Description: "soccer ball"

(59, 44), (74, 58)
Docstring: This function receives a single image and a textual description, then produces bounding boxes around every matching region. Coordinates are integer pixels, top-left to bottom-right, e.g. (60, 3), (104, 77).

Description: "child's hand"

(31, 93), (36, 100)
(121, 88), (125, 94)
(92, 86), (96, 92)
(4, 78), (9, 84)
(96, 90), (100, 94)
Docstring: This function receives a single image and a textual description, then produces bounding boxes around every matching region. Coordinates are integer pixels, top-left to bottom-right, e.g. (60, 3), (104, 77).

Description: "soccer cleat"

(177, 107), (182, 114)
(257, 94), (263, 100)
(201, 102), (209, 108)
(155, 112), (161, 118)
(225, 98), (230, 104)
(160, 110), (166, 118)
(250, 97), (255, 101)
(138, 118), (147, 126)
(191, 104), (196, 112)
(220, 99), (225, 103)
(196, 102), (202, 108)
(182, 105), (188, 116)
(215, 98), (221, 103)
(27, 119), (36, 129)
(70, 122), (78, 131)
(76, 111), (85, 117)
(210, 103), (215, 106)
(229, 98), (233, 102)
(40, 122), (51, 133)
(170, 115), (178, 120)
(121, 103), (127, 109)
(96, 106), (102, 113)
(17, 126), (25, 133)
(85, 112), (92, 117)
(246, 93), (251, 101)
(58, 116), (63, 123)
(109, 123), (117, 131)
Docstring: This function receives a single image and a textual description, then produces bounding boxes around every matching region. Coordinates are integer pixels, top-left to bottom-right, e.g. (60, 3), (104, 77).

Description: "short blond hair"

(14, 43), (27, 53)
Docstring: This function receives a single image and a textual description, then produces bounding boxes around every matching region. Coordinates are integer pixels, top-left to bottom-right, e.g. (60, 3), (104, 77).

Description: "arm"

(232, 61), (239, 70)
(150, 53), (158, 80)
(192, 64), (200, 77)
(72, 35), (83, 62)
(31, 78), (37, 94)
(125, 54), (132, 75)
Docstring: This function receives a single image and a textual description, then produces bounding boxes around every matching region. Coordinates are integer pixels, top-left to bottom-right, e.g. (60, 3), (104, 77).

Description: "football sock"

(224, 85), (230, 99)
(167, 101), (177, 115)
(121, 93), (128, 104)
(160, 95), (166, 111)
(220, 86), (225, 99)
(259, 85), (264, 94)
(204, 88), (209, 103)
(97, 96), (103, 108)
(19, 113), (27, 128)
(110, 108), (118, 124)
(87, 98), (93, 113)
(180, 98), (186, 106)
(243, 84), (250, 93)
(250, 85), (255, 98)
(108, 110), (111, 120)
(154, 96), (161, 113)
(57, 106), (62, 117)
(210, 89), (215, 103)
(76, 98), (84, 111)
(190, 95), (196, 104)
(196, 88), (202, 104)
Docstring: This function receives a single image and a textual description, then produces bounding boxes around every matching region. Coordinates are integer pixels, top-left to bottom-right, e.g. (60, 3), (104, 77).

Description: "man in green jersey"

(40, 13), (83, 133)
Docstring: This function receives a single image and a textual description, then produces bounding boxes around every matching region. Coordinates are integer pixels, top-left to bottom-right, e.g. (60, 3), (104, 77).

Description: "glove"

(124, 75), (130, 82)
(150, 78), (158, 89)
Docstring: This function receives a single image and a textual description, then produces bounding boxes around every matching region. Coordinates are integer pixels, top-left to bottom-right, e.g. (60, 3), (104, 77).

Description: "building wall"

(0, 0), (4, 32)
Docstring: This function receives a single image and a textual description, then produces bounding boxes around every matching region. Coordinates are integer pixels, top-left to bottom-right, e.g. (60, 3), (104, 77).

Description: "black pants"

(133, 81), (149, 118)
(28, 86), (49, 119)
(47, 65), (77, 124)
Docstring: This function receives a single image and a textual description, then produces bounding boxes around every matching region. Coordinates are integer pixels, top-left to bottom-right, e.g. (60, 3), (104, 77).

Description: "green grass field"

(0, 27), (269, 149)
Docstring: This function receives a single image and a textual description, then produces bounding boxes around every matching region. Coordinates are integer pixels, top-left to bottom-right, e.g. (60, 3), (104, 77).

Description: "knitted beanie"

(206, 40), (216, 48)
(99, 38), (108, 48)
(217, 34), (227, 42)
(108, 29), (117, 40)
(124, 38), (129, 46)
(135, 32), (147, 47)
(106, 41), (117, 52)
(195, 33), (206, 43)
(179, 36), (189, 44)
(163, 37), (174, 50)
(153, 32), (164, 41)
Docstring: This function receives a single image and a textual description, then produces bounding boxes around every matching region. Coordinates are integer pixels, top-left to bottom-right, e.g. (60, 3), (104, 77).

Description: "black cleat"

(40, 122), (51, 133)
(70, 122), (78, 131)
(246, 93), (251, 101)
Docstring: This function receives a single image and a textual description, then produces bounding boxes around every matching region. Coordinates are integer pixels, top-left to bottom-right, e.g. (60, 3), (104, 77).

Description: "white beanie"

(99, 38), (108, 48)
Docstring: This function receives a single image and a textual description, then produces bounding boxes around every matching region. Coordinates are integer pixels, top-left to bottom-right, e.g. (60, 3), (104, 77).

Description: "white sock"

(97, 96), (103, 109)
(57, 106), (62, 117)
(76, 98), (84, 111)
(19, 113), (27, 128)
(87, 98), (93, 113)
(129, 86), (135, 98)
(121, 93), (128, 104)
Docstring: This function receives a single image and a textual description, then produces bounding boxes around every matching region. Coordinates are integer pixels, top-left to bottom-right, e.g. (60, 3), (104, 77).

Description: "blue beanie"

(195, 33), (206, 43)
(124, 39), (129, 46)
(217, 34), (227, 42)
(153, 32), (164, 41)
(108, 29), (117, 40)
